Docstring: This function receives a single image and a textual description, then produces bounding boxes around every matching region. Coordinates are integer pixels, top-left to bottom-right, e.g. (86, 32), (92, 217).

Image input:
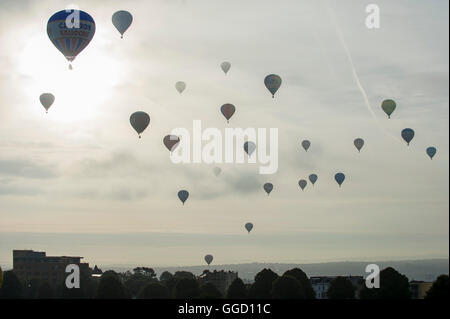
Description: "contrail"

(325, 2), (377, 121)
(324, 1), (401, 142)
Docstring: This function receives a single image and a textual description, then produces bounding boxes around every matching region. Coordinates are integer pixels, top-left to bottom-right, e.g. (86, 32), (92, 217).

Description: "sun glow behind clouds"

(16, 33), (120, 123)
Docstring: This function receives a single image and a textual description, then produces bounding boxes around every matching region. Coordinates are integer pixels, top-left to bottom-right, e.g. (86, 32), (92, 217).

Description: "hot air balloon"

(381, 99), (396, 119)
(301, 140), (311, 152)
(401, 128), (415, 146)
(213, 167), (222, 176)
(264, 74), (282, 98)
(204, 254), (213, 266)
(426, 147), (437, 160)
(112, 10), (133, 38)
(163, 135), (180, 153)
(245, 223), (253, 234)
(244, 141), (256, 157)
(221, 61), (231, 75)
(263, 183), (273, 195)
(39, 93), (55, 113)
(335, 173), (345, 187)
(175, 81), (186, 94)
(298, 179), (307, 191)
(130, 111), (150, 138)
(309, 174), (318, 186)
(354, 138), (365, 152)
(178, 190), (189, 205)
(220, 104), (235, 123)
(47, 9), (96, 69)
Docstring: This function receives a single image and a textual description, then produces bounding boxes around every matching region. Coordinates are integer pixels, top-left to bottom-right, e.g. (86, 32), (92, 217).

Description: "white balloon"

(175, 81), (186, 94)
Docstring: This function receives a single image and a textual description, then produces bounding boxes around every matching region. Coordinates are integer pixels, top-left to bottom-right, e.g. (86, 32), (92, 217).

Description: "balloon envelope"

(245, 223), (253, 233)
(163, 135), (180, 152)
(112, 11), (133, 38)
(244, 141), (256, 157)
(204, 254), (213, 265)
(335, 173), (345, 187)
(39, 93), (55, 113)
(47, 10), (95, 64)
(381, 99), (396, 118)
(263, 183), (273, 195)
(426, 147), (437, 160)
(264, 74), (282, 98)
(220, 104), (235, 123)
(221, 61), (231, 74)
(401, 128), (415, 146)
(213, 167), (222, 176)
(298, 179), (307, 190)
(309, 174), (318, 186)
(302, 140), (311, 152)
(175, 81), (186, 94)
(130, 112), (150, 138)
(178, 190), (189, 205)
(354, 138), (364, 152)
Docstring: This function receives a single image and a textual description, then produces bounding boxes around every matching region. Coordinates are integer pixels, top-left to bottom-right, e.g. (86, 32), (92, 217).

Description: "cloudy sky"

(0, 0), (448, 269)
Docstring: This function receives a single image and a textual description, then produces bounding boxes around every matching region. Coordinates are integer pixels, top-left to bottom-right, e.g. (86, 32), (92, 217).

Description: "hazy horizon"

(0, 0), (448, 268)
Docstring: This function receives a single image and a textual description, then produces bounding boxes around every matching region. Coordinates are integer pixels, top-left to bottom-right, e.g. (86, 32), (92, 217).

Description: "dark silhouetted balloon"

(301, 140), (311, 152)
(112, 11), (133, 38)
(309, 174), (318, 186)
(335, 173), (345, 187)
(264, 74), (282, 98)
(221, 62), (231, 75)
(298, 179), (307, 191)
(204, 254), (213, 265)
(263, 183), (273, 195)
(245, 223), (253, 233)
(354, 138), (364, 152)
(381, 99), (396, 119)
(243, 141), (256, 157)
(401, 128), (415, 146)
(426, 147), (437, 160)
(163, 135), (180, 152)
(220, 104), (235, 123)
(39, 93), (55, 113)
(130, 111), (150, 138)
(178, 190), (189, 205)
(213, 167), (221, 176)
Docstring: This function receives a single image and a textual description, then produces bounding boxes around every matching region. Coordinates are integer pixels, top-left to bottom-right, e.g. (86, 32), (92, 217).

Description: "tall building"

(198, 270), (238, 296)
(13, 250), (91, 288)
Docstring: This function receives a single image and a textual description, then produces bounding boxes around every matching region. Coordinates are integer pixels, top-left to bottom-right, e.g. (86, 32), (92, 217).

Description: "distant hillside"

(109, 259), (448, 282)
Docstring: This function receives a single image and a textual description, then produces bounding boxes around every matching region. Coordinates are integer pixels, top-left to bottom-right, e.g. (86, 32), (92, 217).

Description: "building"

(198, 270), (238, 296)
(310, 276), (364, 299)
(410, 281), (433, 299)
(13, 250), (91, 288)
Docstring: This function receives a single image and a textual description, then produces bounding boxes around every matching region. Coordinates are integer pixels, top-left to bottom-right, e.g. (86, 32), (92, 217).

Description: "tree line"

(0, 266), (447, 299)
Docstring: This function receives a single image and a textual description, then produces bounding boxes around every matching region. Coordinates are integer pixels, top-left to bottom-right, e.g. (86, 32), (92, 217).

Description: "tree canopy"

(327, 276), (355, 299)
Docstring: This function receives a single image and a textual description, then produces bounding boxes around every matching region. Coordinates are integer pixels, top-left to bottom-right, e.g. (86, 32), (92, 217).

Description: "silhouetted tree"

(160, 271), (174, 282)
(0, 271), (22, 299)
(96, 271), (128, 299)
(248, 268), (279, 299)
(200, 283), (222, 299)
(174, 271), (196, 281)
(173, 278), (200, 299)
(138, 282), (170, 299)
(360, 267), (411, 299)
(36, 282), (54, 299)
(271, 275), (304, 299)
(425, 275), (449, 300)
(283, 268), (315, 299)
(133, 267), (157, 279)
(227, 278), (247, 299)
(327, 276), (355, 299)
(124, 267), (157, 298)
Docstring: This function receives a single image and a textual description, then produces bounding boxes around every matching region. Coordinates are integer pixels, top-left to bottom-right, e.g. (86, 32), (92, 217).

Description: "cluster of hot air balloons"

(40, 8), (439, 268)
